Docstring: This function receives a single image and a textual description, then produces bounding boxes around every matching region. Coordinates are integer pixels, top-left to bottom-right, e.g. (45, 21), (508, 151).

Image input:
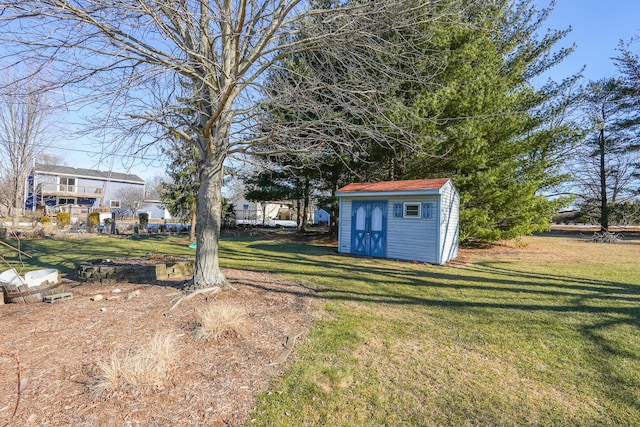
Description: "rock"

(91, 294), (103, 301)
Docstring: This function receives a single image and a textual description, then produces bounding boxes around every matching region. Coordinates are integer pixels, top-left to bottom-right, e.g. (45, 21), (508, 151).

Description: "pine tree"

(259, 0), (577, 244)
(161, 141), (200, 241)
(394, 0), (578, 244)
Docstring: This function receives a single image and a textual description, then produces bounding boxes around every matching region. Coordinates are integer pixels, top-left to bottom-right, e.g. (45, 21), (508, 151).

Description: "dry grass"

(194, 302), (247, 340)
(93, 331), (179, 393)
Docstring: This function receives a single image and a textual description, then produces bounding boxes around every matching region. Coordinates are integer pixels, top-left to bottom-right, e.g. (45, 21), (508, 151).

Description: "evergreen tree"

(260, 0), (578, 244)
(244, 157), (320, 231)
(161, 141), (200, 240)
(394, 0), (578, 244)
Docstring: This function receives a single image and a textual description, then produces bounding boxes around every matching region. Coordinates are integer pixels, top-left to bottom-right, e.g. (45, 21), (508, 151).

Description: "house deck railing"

(39, 183), (104, 196)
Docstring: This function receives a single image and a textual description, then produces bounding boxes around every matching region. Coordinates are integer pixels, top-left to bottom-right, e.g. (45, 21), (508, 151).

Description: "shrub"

(194, 302), (247, 340)
(56, 212), (71, 228)
(87, 212), (100, 228)
(93, 332), (179, 393)
(138, 212), (149, 229)
(40, 215), (50, 224)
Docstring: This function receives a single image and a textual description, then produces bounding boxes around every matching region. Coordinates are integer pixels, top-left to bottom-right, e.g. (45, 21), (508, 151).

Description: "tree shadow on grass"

(229, 239), (640, 412)
(0, 235), (195, 275)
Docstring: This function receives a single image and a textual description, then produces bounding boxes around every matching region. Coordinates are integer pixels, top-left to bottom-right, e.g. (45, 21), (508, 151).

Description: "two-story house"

(26, 164), (146, 217)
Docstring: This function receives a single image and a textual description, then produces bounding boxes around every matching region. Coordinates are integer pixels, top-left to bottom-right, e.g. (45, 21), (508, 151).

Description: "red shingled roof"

(337, 178), (450, 193)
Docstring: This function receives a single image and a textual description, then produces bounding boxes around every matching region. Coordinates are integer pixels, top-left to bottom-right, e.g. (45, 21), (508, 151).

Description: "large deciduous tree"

(114, 187), (146, 219)
(0, 0), (459, 288)
(0, 73), (54, 227)
(572, 78), (640, 231)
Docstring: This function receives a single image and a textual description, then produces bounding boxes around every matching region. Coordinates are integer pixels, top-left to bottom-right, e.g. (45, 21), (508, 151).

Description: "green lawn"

(2, 232), (640, 426)
(219, 234), (640, 426)
(0, 234), (195, 274)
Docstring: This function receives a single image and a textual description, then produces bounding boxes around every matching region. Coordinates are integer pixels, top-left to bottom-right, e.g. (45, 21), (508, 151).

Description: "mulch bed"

(0, 268), (317, 426)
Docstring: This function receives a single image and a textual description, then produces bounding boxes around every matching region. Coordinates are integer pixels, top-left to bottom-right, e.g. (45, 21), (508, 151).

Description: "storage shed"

(336, 178), (459, 265)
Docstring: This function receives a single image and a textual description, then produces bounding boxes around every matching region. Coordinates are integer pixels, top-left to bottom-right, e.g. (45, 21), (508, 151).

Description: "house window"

(404, 202), (421, 218)
(58, 198), (76, 205)
(110, 200), (121, 208)
(59, 177), (76, 192)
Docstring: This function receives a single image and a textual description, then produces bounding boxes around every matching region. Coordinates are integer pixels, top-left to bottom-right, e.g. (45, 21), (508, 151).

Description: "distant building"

(233, 198), (293, 224)
(26, 164), (145, 219)
(314, 208), (331, 225)
(232, 197), (314, 226)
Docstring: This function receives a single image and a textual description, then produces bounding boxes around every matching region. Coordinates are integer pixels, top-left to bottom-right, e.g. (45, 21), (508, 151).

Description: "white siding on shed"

(386, 196), (439, 263)
(338, 196), (353, 253)
(438, 180), (460, 264)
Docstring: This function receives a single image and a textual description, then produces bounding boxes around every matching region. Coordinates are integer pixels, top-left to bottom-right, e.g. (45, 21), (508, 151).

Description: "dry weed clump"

(93, 331), (179, 393)
(195, 302), (247, 340)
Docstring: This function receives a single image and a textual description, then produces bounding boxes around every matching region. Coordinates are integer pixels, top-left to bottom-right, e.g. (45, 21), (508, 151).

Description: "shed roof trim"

(337, 178), (450, 195)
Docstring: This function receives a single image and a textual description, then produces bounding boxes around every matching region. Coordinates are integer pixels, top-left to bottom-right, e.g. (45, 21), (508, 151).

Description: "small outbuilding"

(336, 178), (459, 265)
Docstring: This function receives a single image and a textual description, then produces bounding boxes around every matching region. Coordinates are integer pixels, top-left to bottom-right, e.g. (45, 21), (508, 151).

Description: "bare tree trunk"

(599, 119), (608, 232)
(295, 198), (301, 230)
(192, 152), (226, 288)
(330, 181), (339, 237)
(189, 208), (196, 242)
(11, 175), (22, 228)
(300, 178), (310, 233)
(12, 203), (20, 228)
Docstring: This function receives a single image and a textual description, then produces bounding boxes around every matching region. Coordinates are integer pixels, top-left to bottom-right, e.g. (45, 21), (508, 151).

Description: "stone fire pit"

(77, 256), (195, 284)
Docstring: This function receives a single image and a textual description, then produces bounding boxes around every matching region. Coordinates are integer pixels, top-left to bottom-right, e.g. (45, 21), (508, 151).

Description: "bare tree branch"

(0, 0), (469, 288)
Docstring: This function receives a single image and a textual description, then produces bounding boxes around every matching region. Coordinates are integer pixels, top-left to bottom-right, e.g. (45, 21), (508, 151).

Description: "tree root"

(170, 286), (221, 311)
(591, 231), (623, 243)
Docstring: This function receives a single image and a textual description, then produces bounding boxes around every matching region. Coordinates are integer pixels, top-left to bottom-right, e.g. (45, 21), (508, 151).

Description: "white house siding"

(337, 197), (352, 253)
(137, 202), (171, 220)
(314, 209), (331, 225)
(102, 180), (145, 207)
(438, 181), (460, 264)
(386, 196), (439, 263)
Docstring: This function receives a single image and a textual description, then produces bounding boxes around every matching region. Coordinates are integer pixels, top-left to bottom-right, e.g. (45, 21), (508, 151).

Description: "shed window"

(404, 203), (420, 218)
(110, 200), (121, 208)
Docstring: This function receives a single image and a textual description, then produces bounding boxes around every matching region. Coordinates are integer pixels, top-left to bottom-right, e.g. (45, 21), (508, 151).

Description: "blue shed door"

(351, 201), (387, 257)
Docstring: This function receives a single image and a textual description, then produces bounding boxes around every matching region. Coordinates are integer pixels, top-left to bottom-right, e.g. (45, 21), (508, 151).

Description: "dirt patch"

(0, 268), (317, 426)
